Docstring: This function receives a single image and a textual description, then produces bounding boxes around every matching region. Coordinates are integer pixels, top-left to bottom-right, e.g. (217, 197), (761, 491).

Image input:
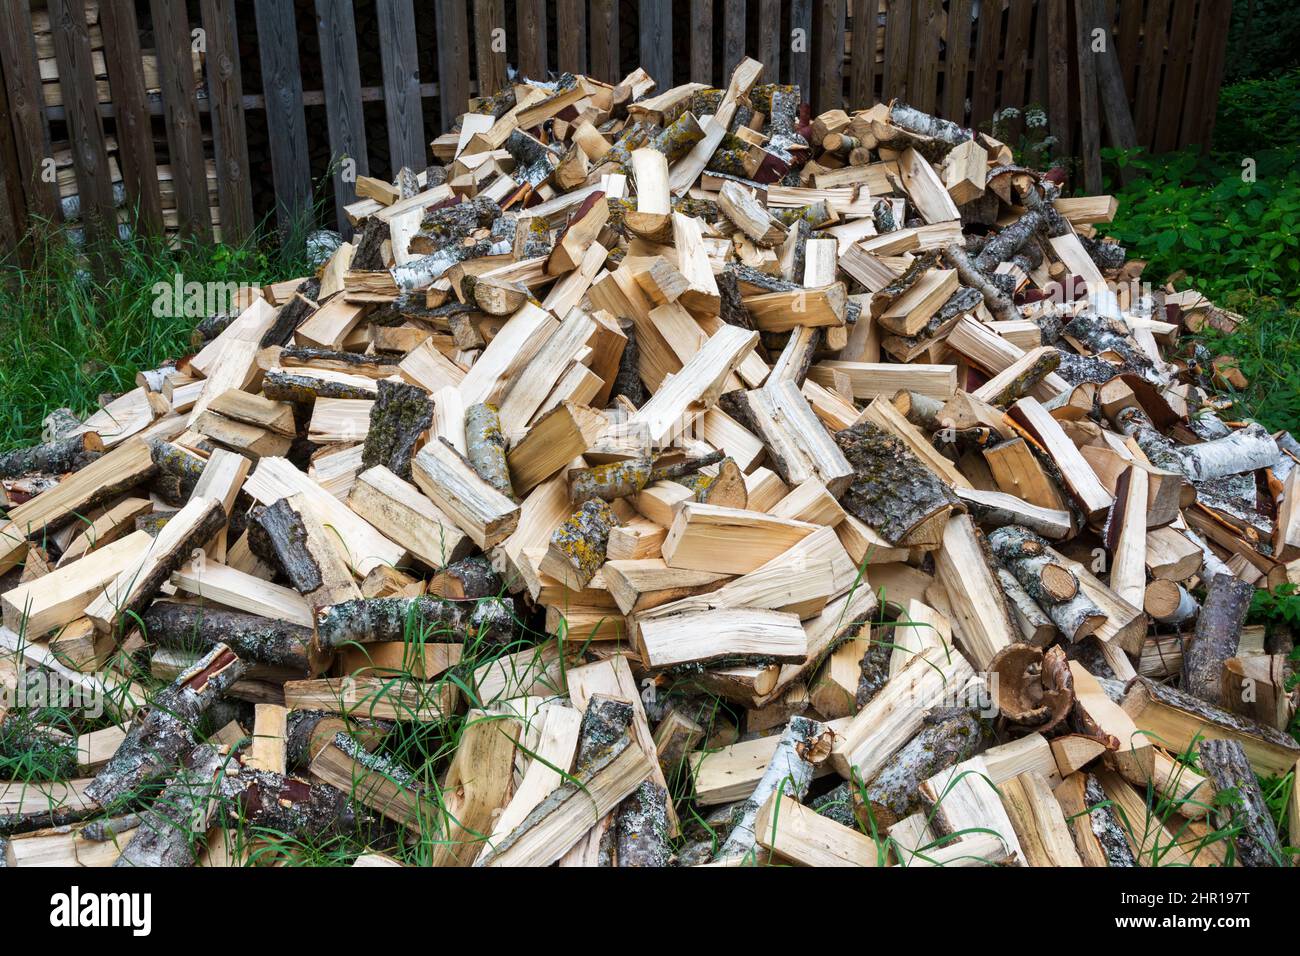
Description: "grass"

(0, 220), (313, 452)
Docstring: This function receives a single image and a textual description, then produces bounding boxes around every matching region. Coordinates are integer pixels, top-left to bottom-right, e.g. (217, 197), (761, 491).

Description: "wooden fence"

(0, 0), (1233, 255)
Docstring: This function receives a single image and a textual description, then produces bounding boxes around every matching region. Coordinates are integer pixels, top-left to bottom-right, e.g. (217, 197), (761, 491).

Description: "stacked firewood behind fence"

(0, 0), (1232, 255)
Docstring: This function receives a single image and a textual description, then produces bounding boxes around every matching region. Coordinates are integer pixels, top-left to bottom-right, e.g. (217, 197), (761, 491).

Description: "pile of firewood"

(1, 57), (1296, 869)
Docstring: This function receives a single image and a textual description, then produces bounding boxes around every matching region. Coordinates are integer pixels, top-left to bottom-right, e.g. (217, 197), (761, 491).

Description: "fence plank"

(689, 0), (712, 84)
(1073, 0), (1103, 194)
(1153, 0), (1195, 153)
(640, 0), (673, 87)
(1045, 0), (1072, 157)
(1115, 0), (1143, 95)
(378, 0), (428, 172)
(882, 0), (913, 102)
(1181, 0), (1232, 150)
(434, 1), (470, 132)
(48, 0), (115, 249)
(315, 0), (368, 235)
(473, 0), (509, 96)
(943, 0), (973, 124)
(0, 59), (27, 250)
(0, 1), (59, 220)
(151, 0), (211, 242)
(589, 0), (619, 83)
(789, 0), (812, 96)
(1133, 0), (1169, 150)
(255, 0), (313, 233)
(722, 0), (747, 80)
(849, 0), (874, 108)
(200, 0), (255, 244)
(1029, 0), (1047, 109)
(757, 0), (782, 81)
(99, 0), (163, 236)
(814, 0), (845, 113)
(998, 0), (1034, 139)
(969, 0), (1002, 127)
(908, 0), (942, 115)
(558, 0), (588, 75)
(517, 0), (547, 79)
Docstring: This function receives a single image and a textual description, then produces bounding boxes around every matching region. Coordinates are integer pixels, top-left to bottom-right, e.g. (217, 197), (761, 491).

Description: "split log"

(999, 770), (1084, 867)
(252, 495), (361, 611)
(1197, 739), (1284, 867)
(615, 780), (671, 867)
(857, 706), (991, 829)
(142, 602), (311, 675)
(412, 437), (521, 548)
(997, 567), (1056, 646)
(833, 420), (959, 546)
(465, 403), (516, 501)
(540, 499), (619, 591)
(954, 487), (1072, 540)
(988, 526), (1106, 642)
(116, 744), (226, 867)
(475, 729), (653, 867)
(84, 496), (227, 636)
(0, 433), (103, 479)
(86, 644), (246, 807)
(714, 715), (833, 861)
(1070, 662), (1154, 786)
(1182, 573), (1254, 706)
(1123, 676), (1300, 777)
(362, 379), (435, 482)
(1054, 771), (1137, 867)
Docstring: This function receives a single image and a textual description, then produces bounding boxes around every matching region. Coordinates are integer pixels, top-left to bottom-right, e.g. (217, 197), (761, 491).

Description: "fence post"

(640, 0), (673, 87)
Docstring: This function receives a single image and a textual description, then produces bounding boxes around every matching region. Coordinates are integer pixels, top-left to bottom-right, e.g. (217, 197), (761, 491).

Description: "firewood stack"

(1, 58), (1297, 868)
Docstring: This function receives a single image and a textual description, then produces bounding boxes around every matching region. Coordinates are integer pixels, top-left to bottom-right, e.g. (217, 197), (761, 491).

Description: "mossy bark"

(574, 695), (634, 774)
(263, 369), (374, 404)
(548, 499), (619, 590)
(833, 420), (959, 545)
(615, 780), (671, 867)
(465, 403), (516, 502)
(362, 379), (435, 481)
